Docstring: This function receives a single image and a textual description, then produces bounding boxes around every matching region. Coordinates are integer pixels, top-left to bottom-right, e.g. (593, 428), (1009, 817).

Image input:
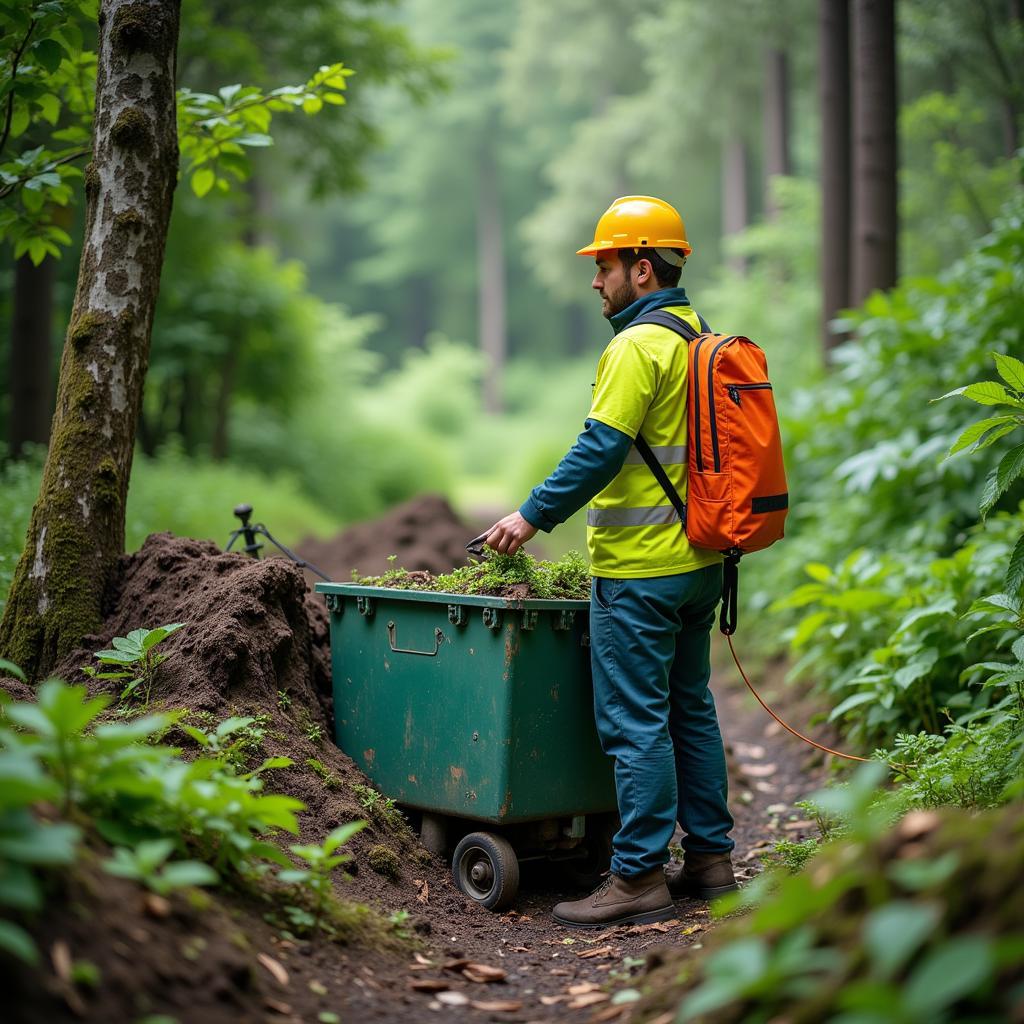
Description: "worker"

(484, 196), (737, 928)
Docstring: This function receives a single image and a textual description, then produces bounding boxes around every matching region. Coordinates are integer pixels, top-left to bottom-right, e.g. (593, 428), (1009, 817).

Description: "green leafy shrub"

(635, 770), (1024, 1024)
(0, 677), (304, 962)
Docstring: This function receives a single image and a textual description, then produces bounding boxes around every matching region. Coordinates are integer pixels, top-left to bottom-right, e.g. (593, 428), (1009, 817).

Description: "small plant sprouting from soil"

(306, 757), (341, 789)
(181, 713), (279, 771)
(302, 714), (325, 745)
(277, 821), (366, 936)
(353, 548), (591, 600)
(277, 689), (292, 711)
(82, 622), (184, 706)
(104, 838), (219, 895)
(353, 783), (404, 829)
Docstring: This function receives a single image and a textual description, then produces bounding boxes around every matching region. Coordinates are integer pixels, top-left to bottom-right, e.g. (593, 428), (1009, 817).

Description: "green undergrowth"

(0, 672), (401, 965)
(635, 768), (1024, 1024)
(353, 548), (591, 600)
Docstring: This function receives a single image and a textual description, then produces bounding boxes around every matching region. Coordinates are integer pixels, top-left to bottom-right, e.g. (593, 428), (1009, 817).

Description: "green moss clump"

(69, 311), (109, 349)
(94, 458), (120, 509)
(114, 208), (144, 233)
(367, 844), (401, 880)
(111, 107), (151, 150)
(306, 757), (341, 790)
(353, 549), (591, 600)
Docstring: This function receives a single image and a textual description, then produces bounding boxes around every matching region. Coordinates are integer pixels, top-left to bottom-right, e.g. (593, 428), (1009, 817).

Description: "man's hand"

(485, 511), (538, 555)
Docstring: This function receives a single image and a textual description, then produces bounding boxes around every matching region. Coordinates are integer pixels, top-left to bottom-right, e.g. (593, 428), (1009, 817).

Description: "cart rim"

(456, 842), (497, 901)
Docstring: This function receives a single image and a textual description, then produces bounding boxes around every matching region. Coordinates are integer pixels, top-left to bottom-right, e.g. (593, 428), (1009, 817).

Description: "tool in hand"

(465, 532), (491, 558)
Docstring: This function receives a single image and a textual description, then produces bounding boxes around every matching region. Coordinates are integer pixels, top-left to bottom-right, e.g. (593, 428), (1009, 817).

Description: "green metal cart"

(315, 582), (618, 910)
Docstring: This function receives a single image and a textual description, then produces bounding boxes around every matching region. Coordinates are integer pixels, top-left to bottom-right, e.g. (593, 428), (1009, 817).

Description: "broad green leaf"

(803, 562), (833, 583)
(993, 352), (1024, 393)
(828, 691), (876, 720)
(0, 862), (43, 910)
(979, 467), (1001, 519)
(322, 92), (346, 106)
(946, 415), (1018, 456)
(192, 167), (215, 197)
(962, 381), (1011, 406)
(302, 95), (323, 114)
(158, 860), (219, 890)
(142, 623), (183, 651)
(94, 650), (141, 664)
(895, 599), (956, 634)
(0, 749), (60, 809)
(277, 868), (311, 885)
(30, 38), (64, 73)
(180, 724), (211, 747)
(111, 636), (143, 656)
(1006, 534), (1024, 598)
(247, 756), (293, 775)
(0, 659), (26, 682)
(36, 680), (110, 735)
(214, 716), (254, 739)
(0, 920), (38, 965)
(1012, 635), (1024, 663)
(995, 443), (1024, 496)
(0, 821), (79, 865)
(324, 820), (366, 855)
(903, 936), (994, 1017)
(125, 628), (150, 648)
(864, 901), (941, 979)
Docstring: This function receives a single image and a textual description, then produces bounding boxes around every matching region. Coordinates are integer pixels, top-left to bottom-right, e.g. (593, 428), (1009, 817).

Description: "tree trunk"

(8, 255), (56, 458)
(1003, 0), (1022, 157)
(0, 0), (181, 680)
(851, 0), (898, 304)
(477, 142), (506, 415)
(763, 48), (792, 219)
(820, 0), (852, 360)
(721, 135), (750, 276)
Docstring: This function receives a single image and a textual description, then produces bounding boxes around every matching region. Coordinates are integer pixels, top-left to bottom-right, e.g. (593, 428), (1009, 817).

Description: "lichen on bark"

(0, 0), (182, 681)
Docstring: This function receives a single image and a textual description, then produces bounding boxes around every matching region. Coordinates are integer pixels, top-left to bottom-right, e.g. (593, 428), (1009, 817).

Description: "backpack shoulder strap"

(633, 433), (687, 530)
(629, 308), (703, 340)
(625, 308), (704, 532)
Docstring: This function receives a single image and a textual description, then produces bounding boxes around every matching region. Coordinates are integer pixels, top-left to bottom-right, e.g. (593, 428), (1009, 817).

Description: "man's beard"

(602, 278), (638, 319)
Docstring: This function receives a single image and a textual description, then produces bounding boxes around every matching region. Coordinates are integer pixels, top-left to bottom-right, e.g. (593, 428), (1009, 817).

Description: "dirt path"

(277, 656), (832, 1024)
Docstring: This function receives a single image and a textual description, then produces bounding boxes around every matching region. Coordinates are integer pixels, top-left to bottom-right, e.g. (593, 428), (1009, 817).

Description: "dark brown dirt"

(7, 527), (843, 1024)
(295, 493), (477, 583)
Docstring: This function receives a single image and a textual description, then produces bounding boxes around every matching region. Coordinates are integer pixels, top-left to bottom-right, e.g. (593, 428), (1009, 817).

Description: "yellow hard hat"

(576, 195), (692, 259)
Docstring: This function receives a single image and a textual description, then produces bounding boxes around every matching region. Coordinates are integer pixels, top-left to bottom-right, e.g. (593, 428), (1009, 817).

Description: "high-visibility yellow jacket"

(519, 287), (722, 579)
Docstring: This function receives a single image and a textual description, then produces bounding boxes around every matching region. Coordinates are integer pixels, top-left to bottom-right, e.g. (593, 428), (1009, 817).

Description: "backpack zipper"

(707, 338), (734, 472)
(692, 337), (709, 472)
(726, 382), (773, 406)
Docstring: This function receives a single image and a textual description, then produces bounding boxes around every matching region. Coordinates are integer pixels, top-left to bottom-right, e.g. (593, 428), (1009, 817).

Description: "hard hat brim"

(576, 240), (693, 257)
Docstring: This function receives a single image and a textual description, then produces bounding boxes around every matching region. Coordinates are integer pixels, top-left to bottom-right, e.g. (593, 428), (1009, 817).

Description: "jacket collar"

(609, 286), (691, 335)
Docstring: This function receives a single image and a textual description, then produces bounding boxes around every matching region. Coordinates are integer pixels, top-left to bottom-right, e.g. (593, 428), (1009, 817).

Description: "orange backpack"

(630, 310), (789, 633)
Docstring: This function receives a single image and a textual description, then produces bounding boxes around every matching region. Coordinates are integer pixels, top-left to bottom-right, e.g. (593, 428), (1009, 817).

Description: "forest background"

(0, 0), (1023, 1012)
(2, 0), (1023, 785)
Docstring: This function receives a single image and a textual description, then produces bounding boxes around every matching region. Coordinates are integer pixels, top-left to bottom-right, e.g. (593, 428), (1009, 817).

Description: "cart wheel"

(564, 813), (617, 890)
(452, 832), (519, 911)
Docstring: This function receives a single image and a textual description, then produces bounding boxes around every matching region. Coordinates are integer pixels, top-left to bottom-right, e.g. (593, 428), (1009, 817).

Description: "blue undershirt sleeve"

(518, 418), (634, 532)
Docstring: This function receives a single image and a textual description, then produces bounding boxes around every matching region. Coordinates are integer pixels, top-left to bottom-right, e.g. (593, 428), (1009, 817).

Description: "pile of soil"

(295, 493), (477, 583)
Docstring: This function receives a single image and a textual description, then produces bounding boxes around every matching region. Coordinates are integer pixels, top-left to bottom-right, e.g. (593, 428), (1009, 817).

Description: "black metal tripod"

(226, 503), (332, 582)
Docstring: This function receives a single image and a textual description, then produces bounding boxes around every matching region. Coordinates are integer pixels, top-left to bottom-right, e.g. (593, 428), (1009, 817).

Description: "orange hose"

(726, 633), (868, 763)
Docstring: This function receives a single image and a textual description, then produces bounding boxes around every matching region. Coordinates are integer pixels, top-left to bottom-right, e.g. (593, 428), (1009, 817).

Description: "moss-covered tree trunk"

(0, 0), (181, 680)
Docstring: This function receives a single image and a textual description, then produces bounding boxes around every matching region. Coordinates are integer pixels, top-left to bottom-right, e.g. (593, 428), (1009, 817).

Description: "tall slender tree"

(0, 0), (181, 679)
(820, 0), (852, 358)
(8, 255), (56, 457)
(851, 0), (898, 303)
(763, 48), (792, 220)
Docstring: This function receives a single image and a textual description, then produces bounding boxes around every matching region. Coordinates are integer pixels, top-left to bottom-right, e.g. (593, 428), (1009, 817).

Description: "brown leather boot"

(664, 851), (738, 899)
(552, 868), (675, 929)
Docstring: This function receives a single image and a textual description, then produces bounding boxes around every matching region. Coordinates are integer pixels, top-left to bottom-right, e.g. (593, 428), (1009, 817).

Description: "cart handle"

(386, 621), (445, 657)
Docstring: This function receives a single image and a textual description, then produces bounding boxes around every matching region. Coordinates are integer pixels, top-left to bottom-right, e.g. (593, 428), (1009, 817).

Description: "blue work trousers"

(590, 563), (734, 877)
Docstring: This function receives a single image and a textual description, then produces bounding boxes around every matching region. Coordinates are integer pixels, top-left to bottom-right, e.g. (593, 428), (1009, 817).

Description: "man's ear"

(635, 259), (653, 284)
